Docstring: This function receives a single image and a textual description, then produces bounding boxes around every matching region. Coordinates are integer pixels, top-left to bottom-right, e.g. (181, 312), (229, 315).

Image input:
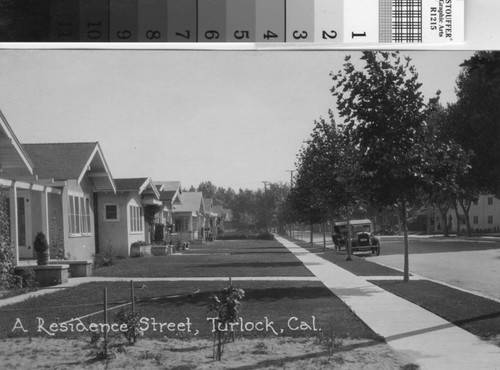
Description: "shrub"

(0, 189), (18, 290)
(114, 308), (141, 344)
(208, 284), (245, 361)
(154, 224), (165, 243)
(93, 249), (115, 268)
(130, 240), (149, 247)
(216, 232), (275, 241)
(0, 242), (19, 290)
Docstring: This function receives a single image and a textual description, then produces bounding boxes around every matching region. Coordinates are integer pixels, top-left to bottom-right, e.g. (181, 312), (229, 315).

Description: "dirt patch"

(0, 336), (416, 369)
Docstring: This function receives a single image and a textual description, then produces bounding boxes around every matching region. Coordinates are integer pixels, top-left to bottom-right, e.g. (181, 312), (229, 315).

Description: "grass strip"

(94, 239), (314, 278)
(290, 238), (403, 276)
(0, 280), (380, 341)
(370, 280), (500, 342)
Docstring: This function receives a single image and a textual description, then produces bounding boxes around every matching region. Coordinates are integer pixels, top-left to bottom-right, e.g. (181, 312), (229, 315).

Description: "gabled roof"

(155, 181), (182, 203)
(222, 208), (233, 221)
(203, 198), (213, 213)
(23, 142), (116, 192)
(211, 204), (223, 217)
(115, 177), (160, 198)
(155, 181), (182, 193)
(173, 191), (205, 214)
(0, 110), (34, 179)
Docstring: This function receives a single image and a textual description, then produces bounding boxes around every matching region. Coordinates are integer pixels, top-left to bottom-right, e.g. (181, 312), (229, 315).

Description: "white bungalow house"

(0, 110), (116, 264)
(446, 195), (500, 234)
(154, 181), (183, 236)
(97, 177), (161, 257)
(172, 191), (205, 242)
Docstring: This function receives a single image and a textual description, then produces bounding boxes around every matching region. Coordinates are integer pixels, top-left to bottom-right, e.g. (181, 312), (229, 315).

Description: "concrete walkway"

(275, 235), (500, 370)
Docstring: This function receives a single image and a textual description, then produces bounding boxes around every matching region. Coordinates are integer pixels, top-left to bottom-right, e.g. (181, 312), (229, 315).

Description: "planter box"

(49, 260), (93, 277)
(130, 244), (152, 257)
(151, 245), (167, 256)
(15, 265), (69, 287)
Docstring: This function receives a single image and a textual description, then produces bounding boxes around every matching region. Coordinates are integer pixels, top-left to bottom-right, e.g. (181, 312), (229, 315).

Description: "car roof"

(334, 219), (372, 226)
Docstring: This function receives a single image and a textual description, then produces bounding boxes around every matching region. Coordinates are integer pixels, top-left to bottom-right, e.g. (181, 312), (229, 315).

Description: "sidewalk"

(275, 235), (500, 370)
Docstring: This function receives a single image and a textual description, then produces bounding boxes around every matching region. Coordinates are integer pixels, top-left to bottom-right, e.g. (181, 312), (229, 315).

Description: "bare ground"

(0, 336), (417, 369)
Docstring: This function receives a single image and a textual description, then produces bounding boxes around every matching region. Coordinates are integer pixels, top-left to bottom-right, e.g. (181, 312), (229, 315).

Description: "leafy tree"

(197, 181), (218, 199)
(292, 112), (363, 257)
(330, 51), (452, 281)
(424, 104), (470, 237)
(445, 51), (500, 235)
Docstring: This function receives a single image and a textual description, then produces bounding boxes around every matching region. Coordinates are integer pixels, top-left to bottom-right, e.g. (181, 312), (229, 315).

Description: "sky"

(0, 49), (473, 190)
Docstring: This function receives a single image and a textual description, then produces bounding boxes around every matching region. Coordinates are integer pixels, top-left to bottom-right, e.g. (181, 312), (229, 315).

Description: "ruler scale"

(0, 0), (464, 44)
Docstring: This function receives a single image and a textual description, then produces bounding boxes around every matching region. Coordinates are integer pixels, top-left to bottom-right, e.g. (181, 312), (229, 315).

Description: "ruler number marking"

(234, 30), (250, 40)
(263, 30), (278, 40)
(322, 30), (337, 40)
(205, 30), (220, 40)
(175, 30), (192, 40)
(146, 30), (161, 39)
(117, 30), (132, 39)
(293, 30), (308, 40)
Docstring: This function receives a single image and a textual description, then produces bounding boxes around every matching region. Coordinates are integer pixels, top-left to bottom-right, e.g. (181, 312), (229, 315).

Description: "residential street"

(294, 232), (500, 301)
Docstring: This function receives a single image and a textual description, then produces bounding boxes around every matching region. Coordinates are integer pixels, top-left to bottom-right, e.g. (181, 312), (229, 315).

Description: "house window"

(130, 205), (143, 233)
(69, 195), (92, 236)
(488, 216), (493, 224)
(487, 197), (494, 205)
(473, 216), (479, 225)
(472, 199), (479, 206)
(104, 204), (119, 221)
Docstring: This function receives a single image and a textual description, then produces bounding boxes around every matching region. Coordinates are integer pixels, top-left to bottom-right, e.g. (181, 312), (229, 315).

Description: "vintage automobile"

(332, 219), (381, 255)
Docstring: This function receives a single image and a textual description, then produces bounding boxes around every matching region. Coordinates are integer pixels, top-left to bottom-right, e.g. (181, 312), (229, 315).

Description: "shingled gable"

(155, 181), (182, 204)
(174, 191), (205, 215)
(115, 177), (160, 198)
(22, 142), (116, 192)
(115, 177), (161, 206)
(0, 110), (34, 179)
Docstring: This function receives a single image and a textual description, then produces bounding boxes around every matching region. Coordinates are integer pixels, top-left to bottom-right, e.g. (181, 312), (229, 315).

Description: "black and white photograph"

(0, 47), (499, 369)
(0, 0), (500, 366)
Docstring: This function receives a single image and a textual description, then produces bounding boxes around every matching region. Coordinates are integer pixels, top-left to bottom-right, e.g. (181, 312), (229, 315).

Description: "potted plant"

(34, 231), (49, 265)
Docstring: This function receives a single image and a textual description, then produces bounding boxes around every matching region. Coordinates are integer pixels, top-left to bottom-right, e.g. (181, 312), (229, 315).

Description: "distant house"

(0, 110), (116, 263)
(446, 195), (500, 233)
(172, 191), (205, 242)
(155, 181), (182, 238)
(97, 177), (161, 257)
(210, 204), (224, 237)
(222, 208), (234, 230)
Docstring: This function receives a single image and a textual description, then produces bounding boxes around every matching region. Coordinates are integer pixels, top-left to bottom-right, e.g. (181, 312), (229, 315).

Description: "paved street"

(294, 231), (500, 301)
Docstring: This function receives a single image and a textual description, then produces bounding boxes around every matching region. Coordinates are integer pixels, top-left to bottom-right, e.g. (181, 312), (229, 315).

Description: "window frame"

(104, 203), (120, 222)
(68, 193), (93, 237)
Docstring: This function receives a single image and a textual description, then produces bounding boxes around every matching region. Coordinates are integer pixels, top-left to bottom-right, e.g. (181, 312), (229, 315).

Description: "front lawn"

(0, 280), (379, 341)
(95, 239), (313, 278)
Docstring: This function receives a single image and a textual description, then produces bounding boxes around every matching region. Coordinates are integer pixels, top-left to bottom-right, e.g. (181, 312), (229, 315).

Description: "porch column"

(9, 184), (19, 266)
(40, 187), (50, 246)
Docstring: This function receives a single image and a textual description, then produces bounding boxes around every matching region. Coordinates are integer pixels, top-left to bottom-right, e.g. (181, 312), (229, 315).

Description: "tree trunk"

(346, 210), (352, 261)
(459, 198), (472, 237)
(436, 204), (450, 237)
(396, 211), (402, 235)
(401, 200), (410, 282)
(322, 222), (326, 252)
(310, 222), (314, 245)
(453, 201), (461, 235)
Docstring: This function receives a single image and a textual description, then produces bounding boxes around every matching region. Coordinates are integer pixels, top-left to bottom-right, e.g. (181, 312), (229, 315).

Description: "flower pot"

(37, 250), (50, 266)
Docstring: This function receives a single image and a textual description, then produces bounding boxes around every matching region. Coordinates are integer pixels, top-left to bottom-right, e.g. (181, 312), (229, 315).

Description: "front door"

(17, 193), (33, 259)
